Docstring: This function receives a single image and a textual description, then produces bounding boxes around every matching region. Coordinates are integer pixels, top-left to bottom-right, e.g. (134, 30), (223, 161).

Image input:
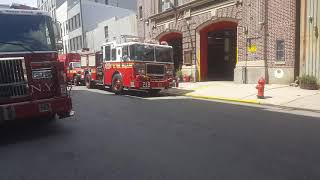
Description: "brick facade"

(137, 0), (297, 84)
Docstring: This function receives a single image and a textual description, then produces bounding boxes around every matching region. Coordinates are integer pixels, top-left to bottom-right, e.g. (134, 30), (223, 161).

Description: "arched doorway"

(199, 21), (237, 81)
(159, 32), (183, 71)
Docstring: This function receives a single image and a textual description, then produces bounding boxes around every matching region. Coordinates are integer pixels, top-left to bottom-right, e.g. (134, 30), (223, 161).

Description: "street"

(1, 87), (320, 180)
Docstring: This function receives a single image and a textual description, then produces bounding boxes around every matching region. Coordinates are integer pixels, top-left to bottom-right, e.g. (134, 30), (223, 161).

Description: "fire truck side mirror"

(53, 21), (62, 41)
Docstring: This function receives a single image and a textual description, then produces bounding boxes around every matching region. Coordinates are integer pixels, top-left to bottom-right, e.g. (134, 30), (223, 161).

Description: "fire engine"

(0, 5), (73, 122)
(80, 41), (177, 94)
(58, 53), (83, 85)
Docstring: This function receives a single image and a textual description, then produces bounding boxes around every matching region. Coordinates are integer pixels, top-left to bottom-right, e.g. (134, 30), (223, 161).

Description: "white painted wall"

(81, 0), (134, 32)
(86, 14), (138, 51)
(56, 1), (69, 53)
(55, 0), (136, 52)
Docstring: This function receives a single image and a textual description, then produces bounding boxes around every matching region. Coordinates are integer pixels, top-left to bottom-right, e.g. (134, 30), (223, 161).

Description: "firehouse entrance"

(199, 21), (237, 81)
(159, 32), (183, 71)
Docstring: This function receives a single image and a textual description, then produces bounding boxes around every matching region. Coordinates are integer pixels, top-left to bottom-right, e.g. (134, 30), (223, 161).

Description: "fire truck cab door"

(96, 53), (104, 82)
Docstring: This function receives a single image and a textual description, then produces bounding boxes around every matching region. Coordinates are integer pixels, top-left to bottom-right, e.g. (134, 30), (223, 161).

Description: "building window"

(184, 50), (192, 65)
(77, 14), (81, 27)
(79, 36), (82, 49)
(276, 40), (285, 61)
(104, 26), (109, 40)
(159, 0), (179, 13)
(105, 0), (108, 5)
(139, 6), (143, 19)
(74, 16), (78, 29)
(75, 37), (79, 50)
(72, 17), (75, 30)
(66, 21), (69, 32)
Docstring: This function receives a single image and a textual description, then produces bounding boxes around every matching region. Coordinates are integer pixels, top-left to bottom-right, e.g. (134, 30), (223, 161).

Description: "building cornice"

(149, 0), (236, 21)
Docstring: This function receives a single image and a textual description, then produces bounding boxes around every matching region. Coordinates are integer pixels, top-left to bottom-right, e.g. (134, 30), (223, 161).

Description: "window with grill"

(184, 50), (192, 65)
(159, 0), (180, 13)
(276, 40), (285, 61)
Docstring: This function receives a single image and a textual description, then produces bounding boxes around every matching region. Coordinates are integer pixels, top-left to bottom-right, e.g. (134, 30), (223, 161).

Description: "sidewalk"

(164, 81), (320, 111)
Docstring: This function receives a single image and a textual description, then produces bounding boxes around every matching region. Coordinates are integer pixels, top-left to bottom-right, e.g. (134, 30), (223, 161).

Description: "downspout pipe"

(264, 0), (269, 84)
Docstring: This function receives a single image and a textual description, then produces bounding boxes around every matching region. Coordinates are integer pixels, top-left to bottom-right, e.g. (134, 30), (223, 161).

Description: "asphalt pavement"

(0, 87), (320, 180)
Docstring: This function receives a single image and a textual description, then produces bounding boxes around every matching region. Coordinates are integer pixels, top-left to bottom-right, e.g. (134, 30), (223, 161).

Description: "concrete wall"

(86, 14), (138, 51)
(81, 0), (134, 33)
(56, 1), (69, 53)
(66, 3), (82, 40)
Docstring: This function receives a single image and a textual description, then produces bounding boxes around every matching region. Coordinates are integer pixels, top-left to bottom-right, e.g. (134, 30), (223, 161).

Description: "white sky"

(1, 0), (37, 7)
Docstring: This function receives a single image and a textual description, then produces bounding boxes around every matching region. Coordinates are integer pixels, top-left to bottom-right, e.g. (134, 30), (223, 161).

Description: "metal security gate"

(300, 0), (320, 80)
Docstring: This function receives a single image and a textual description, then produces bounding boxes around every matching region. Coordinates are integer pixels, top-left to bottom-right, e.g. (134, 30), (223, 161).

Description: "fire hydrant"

(256, 77), (266, 99)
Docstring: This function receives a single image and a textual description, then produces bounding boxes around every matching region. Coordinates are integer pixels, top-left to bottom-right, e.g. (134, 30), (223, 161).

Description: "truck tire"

(85, 74), (94, 89)
(148, 89), (161, 96)
(73, 76), (79, 86)
(112, 74), (123, 95)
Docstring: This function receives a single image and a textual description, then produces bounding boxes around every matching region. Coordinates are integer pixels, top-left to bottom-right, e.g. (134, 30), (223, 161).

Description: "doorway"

(159, 32), (183, 71)
(199, 21), (237, 81)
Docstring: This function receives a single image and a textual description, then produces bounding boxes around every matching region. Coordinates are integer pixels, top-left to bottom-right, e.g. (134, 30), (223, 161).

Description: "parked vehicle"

(80, 41), (177, 94)
(0, 5), (73, 122)
(58, 53), (83, 84)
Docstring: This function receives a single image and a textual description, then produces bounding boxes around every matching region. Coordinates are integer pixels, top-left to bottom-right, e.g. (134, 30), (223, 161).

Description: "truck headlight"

(166, 69), (173, 75)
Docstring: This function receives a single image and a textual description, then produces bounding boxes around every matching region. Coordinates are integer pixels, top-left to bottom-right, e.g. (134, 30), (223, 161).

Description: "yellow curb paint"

(186, 93), (261, 104)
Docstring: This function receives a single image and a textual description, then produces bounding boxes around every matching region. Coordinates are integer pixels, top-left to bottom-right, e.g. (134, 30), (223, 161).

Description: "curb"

(164, 91), (320, 113)
(185, 94), (261, 104)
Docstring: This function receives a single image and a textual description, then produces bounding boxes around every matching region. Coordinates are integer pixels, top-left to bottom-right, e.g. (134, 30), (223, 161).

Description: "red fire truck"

(58, 53), (83, 85)
(80, 41), (177, 94)
(0, 5), (73, 122)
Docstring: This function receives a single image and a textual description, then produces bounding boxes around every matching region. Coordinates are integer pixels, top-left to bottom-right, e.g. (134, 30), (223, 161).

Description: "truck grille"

(146, 64), (165, 76)
(0, 57), (28, 99)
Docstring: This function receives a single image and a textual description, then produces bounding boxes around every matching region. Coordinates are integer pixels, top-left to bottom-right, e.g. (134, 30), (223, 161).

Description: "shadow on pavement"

(72, 85), (194, 98)
(0, 118), (70, 147)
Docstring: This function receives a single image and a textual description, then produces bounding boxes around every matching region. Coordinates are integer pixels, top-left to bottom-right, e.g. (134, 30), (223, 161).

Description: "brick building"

(137, 0), (297, 84)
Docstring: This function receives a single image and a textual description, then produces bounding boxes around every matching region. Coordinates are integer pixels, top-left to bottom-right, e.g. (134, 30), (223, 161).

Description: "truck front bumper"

(0, 97), (73, 122)
(135, 79), (178, 90)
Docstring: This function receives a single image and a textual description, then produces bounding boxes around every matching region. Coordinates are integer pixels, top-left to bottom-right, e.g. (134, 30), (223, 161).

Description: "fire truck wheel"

(85, 74), (94, 89)
(73, 76), (79, 86)
(43, 114), (56, 123)
(112, 74), (124, 95)
(148, 89), (161, 96)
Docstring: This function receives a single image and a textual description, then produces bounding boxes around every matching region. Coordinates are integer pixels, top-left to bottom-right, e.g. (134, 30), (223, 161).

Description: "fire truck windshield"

(155, 46), (173, 63)
(0, 14), (55, 53)
(130, 44), (155, 62)
(129, 44), (173, 63)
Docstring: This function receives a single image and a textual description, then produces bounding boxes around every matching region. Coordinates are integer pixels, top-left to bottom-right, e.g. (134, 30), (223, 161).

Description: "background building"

(55, 0), (135, 53)
(86, 14), (138, 51)
(38, 0), (137, 20)
(299, 0), (320, 81)
(137, 0), (297, 84)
